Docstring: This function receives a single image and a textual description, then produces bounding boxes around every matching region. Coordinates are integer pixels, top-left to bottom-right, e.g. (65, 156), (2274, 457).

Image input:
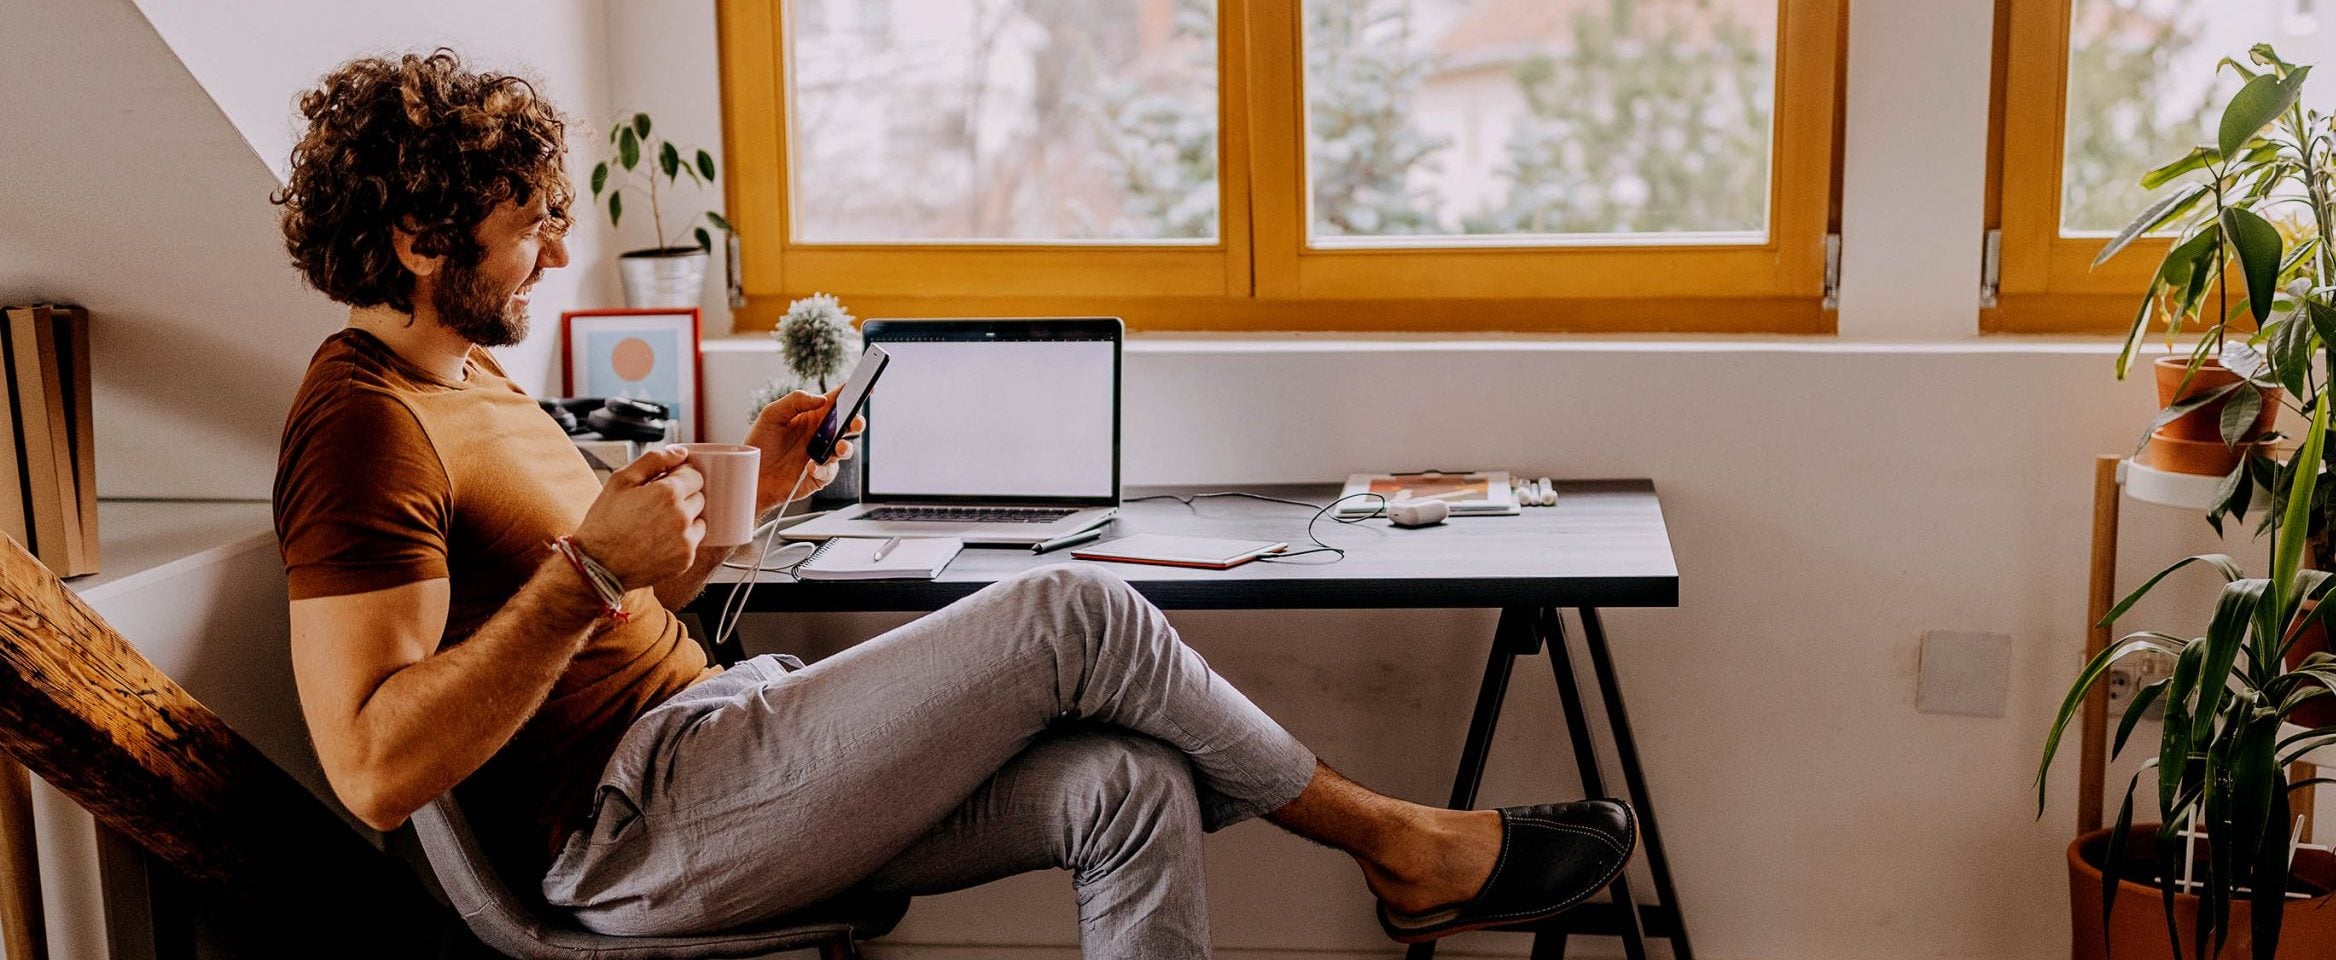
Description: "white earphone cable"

(710, 461), (818, 655)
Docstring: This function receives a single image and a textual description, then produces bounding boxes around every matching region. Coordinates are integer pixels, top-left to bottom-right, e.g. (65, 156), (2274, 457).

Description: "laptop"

(779, 317), (1122, 546)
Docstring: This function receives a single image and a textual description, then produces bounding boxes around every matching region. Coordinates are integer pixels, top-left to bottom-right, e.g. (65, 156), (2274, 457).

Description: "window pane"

(1301, 0), (1778, 247)
(787, 0), (1219, 243)
(2061, 1), (2336, 235)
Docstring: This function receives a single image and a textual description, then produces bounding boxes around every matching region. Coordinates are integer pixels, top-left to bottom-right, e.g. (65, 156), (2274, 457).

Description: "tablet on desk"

(1072, 534), (1287, 570)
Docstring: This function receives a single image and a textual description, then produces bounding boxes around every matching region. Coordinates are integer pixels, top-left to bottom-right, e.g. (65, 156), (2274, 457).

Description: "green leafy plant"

(590, 111), (733, 254)
(2049, 45), (2336, 960)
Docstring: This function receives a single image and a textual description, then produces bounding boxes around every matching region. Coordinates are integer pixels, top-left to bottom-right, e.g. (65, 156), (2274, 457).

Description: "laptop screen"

(860, 321), (1119, 503)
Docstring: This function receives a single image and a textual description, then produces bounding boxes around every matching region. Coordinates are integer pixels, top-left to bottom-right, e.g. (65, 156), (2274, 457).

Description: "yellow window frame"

(718, 0), (1846, 334)
(1987, 0), (2191, 333)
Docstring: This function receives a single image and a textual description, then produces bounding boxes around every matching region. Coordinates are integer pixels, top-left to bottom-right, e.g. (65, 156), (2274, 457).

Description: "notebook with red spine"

(1071, 534), (1287, 570)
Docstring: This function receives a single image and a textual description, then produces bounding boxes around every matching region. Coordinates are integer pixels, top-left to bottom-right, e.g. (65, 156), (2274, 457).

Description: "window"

(718, 0), (1845, 333)
(788, 0), (1220, 242)
(1991, 0), (2336, 332)
(1300, 0), (1775, 245)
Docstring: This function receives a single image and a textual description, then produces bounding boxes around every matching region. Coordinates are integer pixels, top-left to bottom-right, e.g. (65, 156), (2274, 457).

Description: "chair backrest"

(409, 795), (567, 958)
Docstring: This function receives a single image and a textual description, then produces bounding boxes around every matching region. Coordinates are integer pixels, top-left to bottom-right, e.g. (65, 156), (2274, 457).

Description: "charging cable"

(709, 460), (819, 656)
(1124, 491), (1391, 563)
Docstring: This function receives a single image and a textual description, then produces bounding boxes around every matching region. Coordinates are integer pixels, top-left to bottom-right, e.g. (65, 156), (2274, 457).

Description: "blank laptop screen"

(862, 337), (1117, 500)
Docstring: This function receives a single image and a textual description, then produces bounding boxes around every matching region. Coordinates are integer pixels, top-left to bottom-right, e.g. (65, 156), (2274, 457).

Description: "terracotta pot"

(2070, 826), (2336, 960)
(2289, 599), (2336, 730)
(2142, 431), (2265, 477)
(2156, 357), (2281, 443)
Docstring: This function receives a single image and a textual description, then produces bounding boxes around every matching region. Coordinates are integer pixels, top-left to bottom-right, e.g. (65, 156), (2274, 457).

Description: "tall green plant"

(590, 111), (733, 254)
(2051, 45), (2336, 960)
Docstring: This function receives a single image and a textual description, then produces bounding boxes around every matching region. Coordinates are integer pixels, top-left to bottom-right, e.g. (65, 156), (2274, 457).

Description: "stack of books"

(0, 305), (97, 577)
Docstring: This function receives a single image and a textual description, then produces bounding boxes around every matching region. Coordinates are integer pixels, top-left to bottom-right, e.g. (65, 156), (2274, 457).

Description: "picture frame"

(560, 307), (705, 442)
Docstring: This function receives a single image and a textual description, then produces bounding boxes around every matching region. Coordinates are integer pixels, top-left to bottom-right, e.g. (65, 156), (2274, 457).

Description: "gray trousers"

(541, 564), (1320, 958)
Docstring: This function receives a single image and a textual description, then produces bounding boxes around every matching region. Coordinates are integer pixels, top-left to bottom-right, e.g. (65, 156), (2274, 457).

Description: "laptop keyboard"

(861, 505), (1080, 524)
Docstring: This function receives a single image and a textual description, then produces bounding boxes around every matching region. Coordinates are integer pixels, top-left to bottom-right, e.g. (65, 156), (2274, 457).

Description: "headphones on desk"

(537, 396), (672, 443)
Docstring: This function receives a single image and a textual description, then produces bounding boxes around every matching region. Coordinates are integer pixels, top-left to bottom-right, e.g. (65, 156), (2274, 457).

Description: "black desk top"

(700, 481), (1678, 613)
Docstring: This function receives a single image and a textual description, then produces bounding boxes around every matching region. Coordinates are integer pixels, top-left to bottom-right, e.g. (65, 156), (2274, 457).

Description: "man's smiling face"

(427, 196), (570, 348)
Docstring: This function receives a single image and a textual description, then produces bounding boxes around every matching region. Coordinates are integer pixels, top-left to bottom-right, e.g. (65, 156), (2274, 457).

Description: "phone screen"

(809, 344), (889, 463)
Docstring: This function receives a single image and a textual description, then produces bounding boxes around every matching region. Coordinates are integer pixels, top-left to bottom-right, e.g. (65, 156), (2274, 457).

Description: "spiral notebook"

(798, 536), (964, 580)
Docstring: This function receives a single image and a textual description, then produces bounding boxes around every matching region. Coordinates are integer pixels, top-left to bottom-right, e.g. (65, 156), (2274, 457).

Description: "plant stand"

(2079, 455), (2320, 839)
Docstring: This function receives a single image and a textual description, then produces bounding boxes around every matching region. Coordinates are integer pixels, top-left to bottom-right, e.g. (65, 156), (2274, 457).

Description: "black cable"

(1127, 491), (1390, 563)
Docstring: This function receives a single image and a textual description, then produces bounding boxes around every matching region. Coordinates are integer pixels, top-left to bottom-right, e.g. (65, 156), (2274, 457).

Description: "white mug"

(678, 443), (761, 547)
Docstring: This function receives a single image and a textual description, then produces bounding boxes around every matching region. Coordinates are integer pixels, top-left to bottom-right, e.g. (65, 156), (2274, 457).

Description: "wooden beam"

(0, 535), (451, 947)
(0, 757), (45, 960)
(2079, 454), (2121, 836)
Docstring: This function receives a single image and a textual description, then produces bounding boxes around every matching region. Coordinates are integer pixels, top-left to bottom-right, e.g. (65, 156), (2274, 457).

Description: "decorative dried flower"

(774, 292), (857, 390)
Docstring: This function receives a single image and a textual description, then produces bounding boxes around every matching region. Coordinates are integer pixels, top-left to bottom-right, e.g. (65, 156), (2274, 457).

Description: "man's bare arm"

(290, 447), (708, 832)
(290, 561), (600, 831)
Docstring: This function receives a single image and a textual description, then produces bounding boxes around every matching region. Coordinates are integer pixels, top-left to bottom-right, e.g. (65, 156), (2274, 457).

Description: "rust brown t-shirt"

(273, 328), (714, 877)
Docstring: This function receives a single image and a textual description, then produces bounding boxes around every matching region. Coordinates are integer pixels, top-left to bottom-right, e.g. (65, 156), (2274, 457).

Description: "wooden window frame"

(1987, 0), (2179, 333)
(717, 0), (1846, 334)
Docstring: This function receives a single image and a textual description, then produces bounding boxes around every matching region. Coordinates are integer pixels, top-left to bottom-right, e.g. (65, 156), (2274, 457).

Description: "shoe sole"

(1377, 805), (1639, 944)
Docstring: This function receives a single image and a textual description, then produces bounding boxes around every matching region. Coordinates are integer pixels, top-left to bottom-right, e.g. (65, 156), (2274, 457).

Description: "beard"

(430, 258), (534, 348)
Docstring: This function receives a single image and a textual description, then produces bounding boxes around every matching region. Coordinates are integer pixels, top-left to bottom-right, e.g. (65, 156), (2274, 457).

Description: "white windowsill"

(701, 332), (2132, 356)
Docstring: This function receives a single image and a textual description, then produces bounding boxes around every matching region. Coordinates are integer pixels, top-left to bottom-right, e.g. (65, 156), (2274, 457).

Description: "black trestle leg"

(1408, 608), (1535, 960)
(1529, 931), (1571, 960)
(1542, 608), (1647, 960)
(1579, 608), (1693, 960)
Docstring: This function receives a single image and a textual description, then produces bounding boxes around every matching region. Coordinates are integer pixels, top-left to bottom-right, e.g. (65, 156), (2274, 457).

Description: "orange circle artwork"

(610, 336), (656, 382)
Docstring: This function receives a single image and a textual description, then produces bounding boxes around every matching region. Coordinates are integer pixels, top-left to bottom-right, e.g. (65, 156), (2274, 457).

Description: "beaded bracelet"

(549, 535), (631, 625)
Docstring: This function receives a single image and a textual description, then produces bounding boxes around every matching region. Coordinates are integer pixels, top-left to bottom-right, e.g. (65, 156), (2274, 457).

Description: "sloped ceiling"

(0, 0), (342, 499)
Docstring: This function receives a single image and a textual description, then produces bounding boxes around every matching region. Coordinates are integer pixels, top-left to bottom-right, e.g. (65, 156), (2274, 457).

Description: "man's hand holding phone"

(743, 388), (863, 513)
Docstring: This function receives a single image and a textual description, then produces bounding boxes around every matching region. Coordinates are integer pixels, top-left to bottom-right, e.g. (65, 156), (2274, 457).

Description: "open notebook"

(797, 537), (964, 580)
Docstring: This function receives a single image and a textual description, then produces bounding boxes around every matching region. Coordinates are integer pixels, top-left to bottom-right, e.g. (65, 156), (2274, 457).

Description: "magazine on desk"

(1334, 471), (1521, 517)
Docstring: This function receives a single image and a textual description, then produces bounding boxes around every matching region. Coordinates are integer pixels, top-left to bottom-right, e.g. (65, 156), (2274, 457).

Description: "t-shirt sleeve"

(274, 385), (453, 600)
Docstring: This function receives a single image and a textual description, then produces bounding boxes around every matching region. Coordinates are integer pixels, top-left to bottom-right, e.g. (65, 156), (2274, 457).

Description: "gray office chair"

(410, 796), (907, 959)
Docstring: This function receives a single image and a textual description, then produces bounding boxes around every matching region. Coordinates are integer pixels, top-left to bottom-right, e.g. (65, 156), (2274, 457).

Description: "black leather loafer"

(1377, 799), (1637, 943)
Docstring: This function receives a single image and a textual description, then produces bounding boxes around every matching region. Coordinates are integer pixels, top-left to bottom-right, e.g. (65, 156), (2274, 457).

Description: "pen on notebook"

(871, 537), (902, 562)
(1031, 527), (1105, 555)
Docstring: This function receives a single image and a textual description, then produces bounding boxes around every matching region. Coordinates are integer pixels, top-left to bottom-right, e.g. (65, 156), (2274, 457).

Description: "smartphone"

(807, 344), (889, 464)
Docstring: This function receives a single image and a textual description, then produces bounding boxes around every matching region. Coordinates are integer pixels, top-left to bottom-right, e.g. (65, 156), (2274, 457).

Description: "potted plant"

(2102, 68), (2297, 478)
(591, 112), (733, 308)
(752, 293), (863, 504)
(2047, 45), (2336, 960)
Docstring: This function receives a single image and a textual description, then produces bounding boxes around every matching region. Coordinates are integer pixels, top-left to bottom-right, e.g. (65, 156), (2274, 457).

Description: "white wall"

(606, 0), (737, 330)
(1835, 0), (1993, 338)
(0, 0), (342, 501)
(707, 340), (2251, 960)
(130, 0), (625, 398)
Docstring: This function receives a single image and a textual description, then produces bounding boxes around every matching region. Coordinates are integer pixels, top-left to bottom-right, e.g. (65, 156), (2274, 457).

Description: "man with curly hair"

(272, 50), (1632, 957)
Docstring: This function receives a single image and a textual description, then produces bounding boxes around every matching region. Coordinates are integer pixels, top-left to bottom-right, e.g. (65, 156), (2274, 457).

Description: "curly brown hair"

(273, 50), (573, 312)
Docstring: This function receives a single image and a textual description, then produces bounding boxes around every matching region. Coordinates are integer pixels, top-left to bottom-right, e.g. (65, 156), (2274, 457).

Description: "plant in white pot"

(591, 112), (733, 308)
(753, 293), (862, 504)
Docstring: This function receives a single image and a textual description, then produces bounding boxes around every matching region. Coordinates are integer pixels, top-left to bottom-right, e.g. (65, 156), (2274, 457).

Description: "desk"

(690, 482), (1687, 960)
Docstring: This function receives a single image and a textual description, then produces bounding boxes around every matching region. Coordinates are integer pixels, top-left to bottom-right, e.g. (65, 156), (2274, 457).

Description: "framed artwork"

(560, 307), (705, 442)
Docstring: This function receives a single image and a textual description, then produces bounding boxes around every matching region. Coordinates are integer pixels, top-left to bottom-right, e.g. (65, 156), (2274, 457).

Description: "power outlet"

(2105, 648), (2178, 718)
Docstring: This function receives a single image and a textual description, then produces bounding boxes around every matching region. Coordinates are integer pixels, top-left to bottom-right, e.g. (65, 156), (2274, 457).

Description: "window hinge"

(726, 233), (746, 309)
(1979, 228), (2003, 309)
(1821, 232), (1843, 310)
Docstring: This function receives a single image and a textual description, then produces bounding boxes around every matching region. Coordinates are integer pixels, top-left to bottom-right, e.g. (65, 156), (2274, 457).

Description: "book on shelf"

(1, 305), (97, 577)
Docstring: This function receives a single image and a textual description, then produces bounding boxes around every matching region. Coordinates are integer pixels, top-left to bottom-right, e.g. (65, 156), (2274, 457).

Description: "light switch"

(1918, 631), (2012, 718)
